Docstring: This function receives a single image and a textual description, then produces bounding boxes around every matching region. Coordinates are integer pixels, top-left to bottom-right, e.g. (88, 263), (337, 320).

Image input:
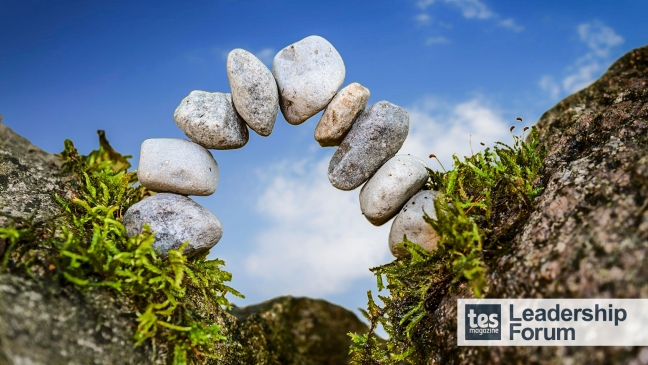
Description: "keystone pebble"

(328, 101), (409, 191)
(359, 155), (429, 226)
(138, 138), (218, 196)
(314, 82), (370, 147)
(227, 49), (279, 136)
(273, 35), (345, 125)
(174, 91), (249, 149)
(124, 193), (223, 258)
(388, 190), (441, 258)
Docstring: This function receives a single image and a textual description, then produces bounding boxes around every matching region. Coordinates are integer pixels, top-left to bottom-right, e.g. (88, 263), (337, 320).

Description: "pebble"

(328, 101), (409, 190)
(138, 138), (218, 196)
(272, 35), (345, 125)
(124, 193), (223, 258)
(227, 49), (279, 136)
(174, 91), (249, 149)
(359, 155), (428, 226)
(388, 190), (441, 258)
(314, 82), (370, 147)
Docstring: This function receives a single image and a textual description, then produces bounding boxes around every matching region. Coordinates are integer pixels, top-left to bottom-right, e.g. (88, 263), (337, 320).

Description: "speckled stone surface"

(388, 190), (440, 258)
(124, 193), (223, 258)
(227, 49), (279, 137)
(328, 101), (409, 191)
(137, 138), (218, 196)
(359, 155), (428, 226)
(174, 91), (249, 150)
(272, 35), (345, 125)
(314, 82), (370, 147)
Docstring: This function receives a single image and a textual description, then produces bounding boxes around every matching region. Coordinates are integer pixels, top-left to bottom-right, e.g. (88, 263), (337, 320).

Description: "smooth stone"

(138, 138), (218, 196)
(388, 190), (441, 258)
(124, 193), (223, 258)
(174, 91), (249, 149)
(314, 82), (370, 147)
(272, 35), (345, 125)
(227, 49), (279, 136)
(327, 101), (409, 191)
(359, 155), (429, 226)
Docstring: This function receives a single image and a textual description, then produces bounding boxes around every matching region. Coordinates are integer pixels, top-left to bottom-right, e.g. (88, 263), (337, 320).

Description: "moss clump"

(349, 126), (546, 364)
(0, 132), (242, 365)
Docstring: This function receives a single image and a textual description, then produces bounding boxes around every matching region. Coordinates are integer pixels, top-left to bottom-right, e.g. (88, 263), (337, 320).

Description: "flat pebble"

(359, 155), (428, 226)
(124, 193), (223, 258)
(138, 138), (218, 196)
(328, 101), (409, 190)
(272, 35), (345, 125)
(227, 48), (279, 136)
(174, 91), (249, 149)
(314, 82), (370, 147)
(388, 190), (441, 258)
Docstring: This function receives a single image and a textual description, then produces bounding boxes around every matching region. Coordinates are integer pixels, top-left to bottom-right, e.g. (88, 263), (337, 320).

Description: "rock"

(174, 91), (249, 150)
(359, 155), (429, 226)
(227, 49), (279, 136)
(123, 193), (222, 258)
(272, 35), (345, 125)
(328, 101), (409, 190)
(138, 138), (218, 196)
(388, 190), (440, 258)
(314, 82), (370, 147)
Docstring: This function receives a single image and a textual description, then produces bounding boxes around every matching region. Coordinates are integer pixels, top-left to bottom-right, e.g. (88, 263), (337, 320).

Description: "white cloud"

(415, 0), (521, 32)
(426, 36), (451, 45)
(254, 48), (275, 66)
(245, 157), (391, 297)
(499, 18), (524, 32)
(539, 20), (624, 99)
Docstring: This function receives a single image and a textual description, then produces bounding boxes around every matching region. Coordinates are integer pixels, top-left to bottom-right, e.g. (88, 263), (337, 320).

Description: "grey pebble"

(227, 49), (279, 136)
(328, 101), (409, 191)
(388, 190), (441, 258)
(314, 82), (370, 147)
(124, 193), (223, 258)
(272, 35), (345, 125)
(174, 91), (249, 149)
(359, 155), (428, 226)
(138, 138), (218, 196)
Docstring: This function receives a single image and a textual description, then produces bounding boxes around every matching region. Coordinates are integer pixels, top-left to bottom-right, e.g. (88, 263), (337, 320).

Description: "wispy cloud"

(254, 48), (275, 66)
(426, 36), (451, 45)
(415, 0), (523, 32)
(414, 13), (431, 25)
(539, 20), (624, 100)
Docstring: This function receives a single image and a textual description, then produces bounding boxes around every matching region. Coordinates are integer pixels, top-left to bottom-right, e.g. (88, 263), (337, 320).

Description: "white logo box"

(458, 299), (648, 346)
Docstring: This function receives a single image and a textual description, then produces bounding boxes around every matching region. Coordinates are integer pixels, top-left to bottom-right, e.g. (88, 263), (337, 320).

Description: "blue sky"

(2, 0), (647, 317)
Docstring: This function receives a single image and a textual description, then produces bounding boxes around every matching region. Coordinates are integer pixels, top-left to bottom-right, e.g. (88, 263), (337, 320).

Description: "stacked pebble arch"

(125, 34), (442, 260)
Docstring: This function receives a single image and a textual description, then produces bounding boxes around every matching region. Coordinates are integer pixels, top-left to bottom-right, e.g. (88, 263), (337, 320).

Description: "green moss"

(0, 132), (242, 365)
(349, 126), (546, 364)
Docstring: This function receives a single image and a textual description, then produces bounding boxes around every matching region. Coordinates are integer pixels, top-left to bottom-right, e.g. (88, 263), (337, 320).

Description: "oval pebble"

(124, 193), (223, 258)
(388, 190), (441, 258)
(272, 35), (345, 125)
(328, 101), (409, 191)
(138, 138), (218, 196)
(314, 82), (370, 147)
(174, 91), (249, 150)
(359, 155), (428, 226)
(227, 49), (279, 136)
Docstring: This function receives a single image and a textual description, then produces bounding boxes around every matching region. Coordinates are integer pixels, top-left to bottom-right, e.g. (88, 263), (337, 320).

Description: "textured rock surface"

(174, 91), (249, 150)
(227, 49), (279, 136)
(273, 35), (345, 125)
(328, 101), (409, 190)
(124, 193), (223, 258)
(359, 155), (428, 226)
(314, 82), (370, 147)
(388, 190), (440, 257)
(424, 46), (648, 364)
(138, 138), (218, 196)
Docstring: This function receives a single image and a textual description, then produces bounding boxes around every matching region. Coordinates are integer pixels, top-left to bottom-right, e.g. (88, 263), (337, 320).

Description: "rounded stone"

(314, 82), (370, 147)
(227, 48), (279, 136)
(124, 193), (223, 258)
(328, 101), (409, 191)
(359, 155), (429, 226)
(272, 35), (345, 125)
(174, 91), (249, 149)
(388, 190), (441, 258)
(137, 138), (218, 196)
